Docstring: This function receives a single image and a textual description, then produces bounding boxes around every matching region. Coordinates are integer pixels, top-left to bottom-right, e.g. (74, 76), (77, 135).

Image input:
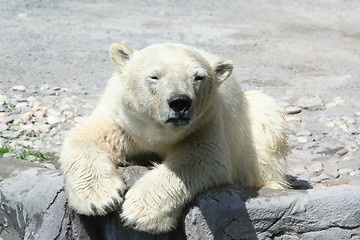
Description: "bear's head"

(109, 42), (233, 144)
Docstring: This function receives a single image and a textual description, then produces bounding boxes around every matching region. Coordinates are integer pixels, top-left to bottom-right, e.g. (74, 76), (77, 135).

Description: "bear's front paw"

(67, 173), (127, 216)
(121, 185), (180, 233)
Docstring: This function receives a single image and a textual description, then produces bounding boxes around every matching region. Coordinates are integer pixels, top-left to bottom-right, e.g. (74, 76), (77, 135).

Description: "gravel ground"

(1, 0), (360, 189)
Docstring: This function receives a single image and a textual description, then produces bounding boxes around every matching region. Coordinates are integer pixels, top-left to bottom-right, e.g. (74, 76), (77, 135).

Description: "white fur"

(59, 43), (288, 233)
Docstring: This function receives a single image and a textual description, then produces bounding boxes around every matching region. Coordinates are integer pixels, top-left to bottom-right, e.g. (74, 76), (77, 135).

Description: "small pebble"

(310, 176), (321, 183)
(0, 94), (8, 104)
(59, 104), (71, 111)
(292, 167), (307, 175)
(297, 136), (308, 143)
(325, 102), (337, 108)
(0, 116), (14, 124)
(34, 111), (46, 118)
(46, 115), (61, 124)
(63, 110), (75, 119)
(3, 152), (16, 158)
(346, 118), (356, 125)
(350, 170), (360, 176)
(17, 13), (28, 18)
(285, 116), (301, 122)
(15, 102), (28, 109)
(62, 97), (75, 103)
(43, 163), (57, 170)
(15, 98), (28, 103)
(40, 84), (51, 90)
(338, 168), (353, 175)
(12, 85), (27, 92)
(296, 96), (324, 111)
(337, 148), (348, 156)
(27, 96), (37, 103)
(333, 96), (346, 105)
(309, 162), (324, 173)
(325, 169), (340, 178)
(38, 124), (51, 133)
(11, 109), (21, 115)
(285, 106), (302, 115)
(47, 109), (61, 116)
(318, 172), (330, 181)
(2, 131), (20, 139)
(296, 130), (312, 137)
(0, 123), (9, 131)
(313, 183), (326, 189)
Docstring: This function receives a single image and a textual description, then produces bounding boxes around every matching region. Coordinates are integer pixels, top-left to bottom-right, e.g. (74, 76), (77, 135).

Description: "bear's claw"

(90, 203), (98, 214)
(85, 193), (124, 216)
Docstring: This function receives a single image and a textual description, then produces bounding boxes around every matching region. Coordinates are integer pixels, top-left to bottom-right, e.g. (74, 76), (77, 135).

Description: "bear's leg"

(59, 118), (127, 215)
(121, 128), (232, 233)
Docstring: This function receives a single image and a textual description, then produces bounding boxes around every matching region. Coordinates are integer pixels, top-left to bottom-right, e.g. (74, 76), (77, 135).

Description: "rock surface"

(1, 158), (359, 240)
(185, 186), (360, 240)
(0, 158), (180, 240)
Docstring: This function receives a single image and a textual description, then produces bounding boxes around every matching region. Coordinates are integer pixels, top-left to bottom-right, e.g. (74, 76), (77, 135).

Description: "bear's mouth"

(166, 117), (190, 127)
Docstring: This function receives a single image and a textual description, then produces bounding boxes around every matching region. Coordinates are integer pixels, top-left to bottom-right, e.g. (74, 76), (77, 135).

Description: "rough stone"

(47, 108), (61, 116)
(63, 110), (75, 119)
(12, 85), (27, 92)
(296, 130), (312, 137)
(59, 104), (71, 111)
(339, 168), (353, 175)
(16, 98), (28, 103)
(46, 115), (61, 124)
(0, 123), (9, 131)
(0, 95), (8, 105)
(325, 168), (340, 179)
(321, 106), (355, 117)
(27, 96), (37, 103)
(15, 102), (28, 110)
(1, 131), (19, 139)
(0, 116), (14, 124)
(337, 148), (349, 156)
(40, 84), (51, 90)
(297, 136), (308, 143)
(309, 162), (324, 174)
(34, 110), (46, 118)
(284, 106), (302, 115)
(350, 170), (360, 177)
(185, 185), (360, 240)
(1, 158), (359, 240)
(318, 172), (330, 181)
(309, 176), (321, 183)
(296, 96), (325, 111)
(37, 124), (51, 133)
(0, 158), (181, 240)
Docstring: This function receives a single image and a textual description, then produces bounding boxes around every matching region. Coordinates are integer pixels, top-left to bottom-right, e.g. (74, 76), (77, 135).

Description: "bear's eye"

(195, 75), (204, 81)
(149, 76), (159, 80)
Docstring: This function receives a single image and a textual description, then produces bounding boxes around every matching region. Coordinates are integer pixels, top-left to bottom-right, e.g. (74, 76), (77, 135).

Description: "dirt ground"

(1, 0), (360, 187)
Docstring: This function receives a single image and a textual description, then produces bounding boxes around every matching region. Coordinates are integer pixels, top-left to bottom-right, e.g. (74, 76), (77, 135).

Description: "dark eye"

(149, 76), (159, 80)
(195, 75), (204, 81)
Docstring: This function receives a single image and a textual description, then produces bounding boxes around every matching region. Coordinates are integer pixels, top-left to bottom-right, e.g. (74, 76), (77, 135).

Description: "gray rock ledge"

(0, 157), (359, 240)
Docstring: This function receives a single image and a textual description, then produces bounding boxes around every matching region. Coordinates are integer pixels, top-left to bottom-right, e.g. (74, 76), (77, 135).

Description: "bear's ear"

(109, 42), (135, 69)
(212, 60), (233, 84)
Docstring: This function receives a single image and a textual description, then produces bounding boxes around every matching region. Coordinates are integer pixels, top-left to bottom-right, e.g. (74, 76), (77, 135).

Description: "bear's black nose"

(168, 94), (192, 113)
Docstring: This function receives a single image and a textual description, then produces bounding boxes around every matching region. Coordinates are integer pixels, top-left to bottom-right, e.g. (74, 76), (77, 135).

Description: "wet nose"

(168, 94), (192, 113)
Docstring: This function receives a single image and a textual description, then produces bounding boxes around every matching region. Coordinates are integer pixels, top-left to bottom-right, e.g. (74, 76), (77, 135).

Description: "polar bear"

(59, 42), (288, 233)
